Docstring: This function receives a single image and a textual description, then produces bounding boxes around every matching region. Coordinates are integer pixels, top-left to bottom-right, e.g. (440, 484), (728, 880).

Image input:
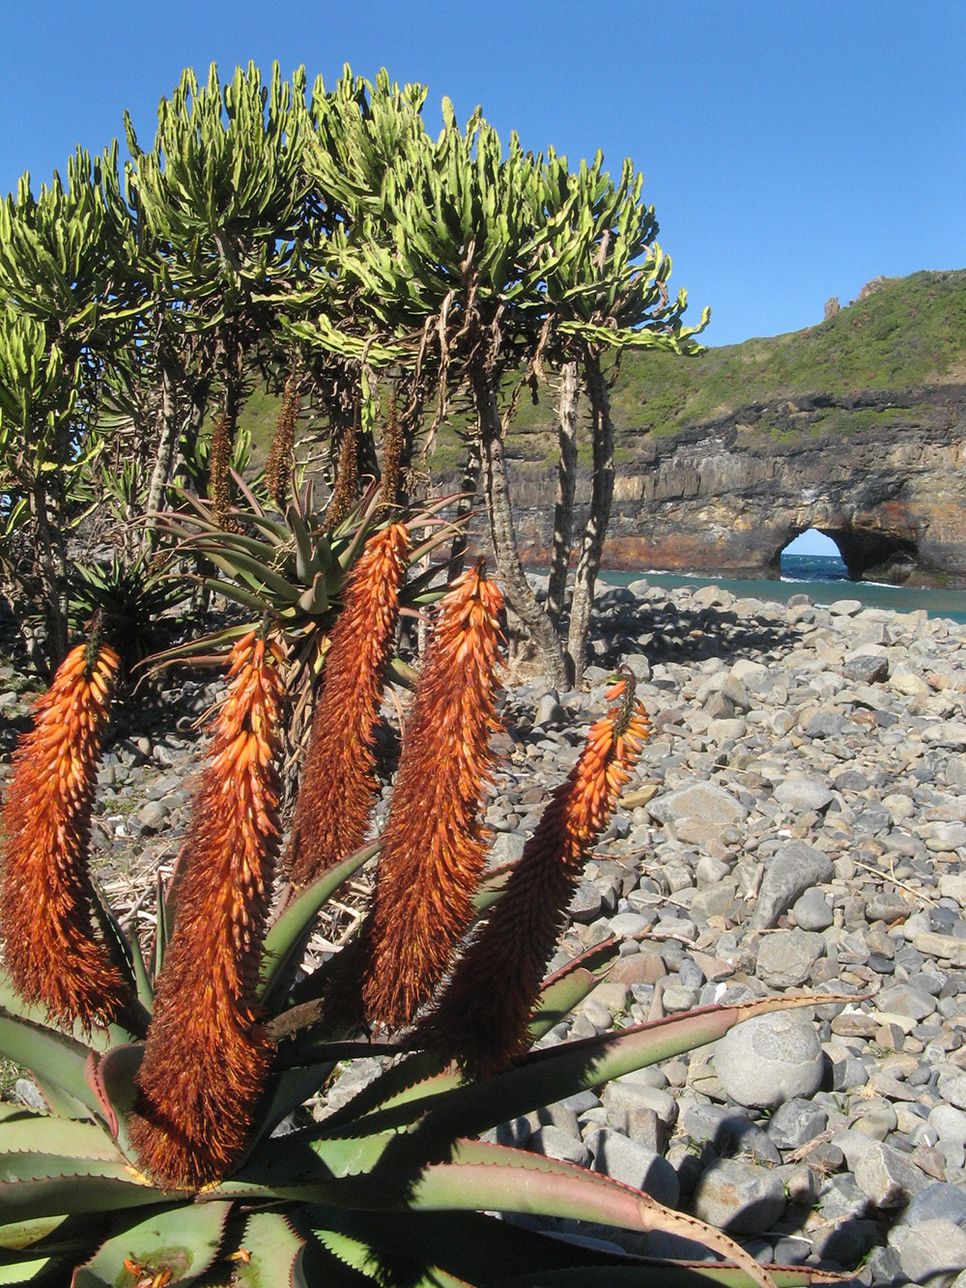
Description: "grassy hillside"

(242, 268), (966, 472)
(605, 267), (966, 439)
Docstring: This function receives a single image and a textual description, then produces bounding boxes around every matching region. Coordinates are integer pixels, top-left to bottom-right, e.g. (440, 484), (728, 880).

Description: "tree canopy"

(0, 61), (707, 679)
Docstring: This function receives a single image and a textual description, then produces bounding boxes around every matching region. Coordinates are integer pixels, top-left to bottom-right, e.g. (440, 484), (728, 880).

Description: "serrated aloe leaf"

(317, 944), (621, 1134)
(245, 1061), (338, 1154)
(221, 1141), (771, 1288)
(313, 1227), (473, 1288)
(396, 996), (839, 1145)
(0, 973), (114, 1056)
(0, 1212), (71, 1251)
(231, 1211), (306, 1288)
(489, 1266), (848, 1287)
(87, 1045), (142, 1155)
(259, 842), (379, 1004)
(72, 1200), (232, 1287)
(0, 1009), (99, 1119)
(0, 1162), (161, 1223)
(302, 1209), (638, 1283)
(0, 1110), (121, 1162)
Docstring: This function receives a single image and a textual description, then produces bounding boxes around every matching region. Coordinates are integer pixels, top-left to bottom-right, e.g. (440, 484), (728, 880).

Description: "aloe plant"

(0, 565), (851, 1286)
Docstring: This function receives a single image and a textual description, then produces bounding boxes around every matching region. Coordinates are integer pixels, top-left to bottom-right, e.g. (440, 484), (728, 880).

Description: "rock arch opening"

(775, 527), (921, 583)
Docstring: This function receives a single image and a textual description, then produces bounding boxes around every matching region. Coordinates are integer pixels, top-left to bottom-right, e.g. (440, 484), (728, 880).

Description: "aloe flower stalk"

(264, 366), (301, 510)
(420, 676), (651, 1078)
(285, 523), (410, 886)
(359, 563), (505, 1030)
(0, 639), (129, 1029)
(130, 631), (284, 1190)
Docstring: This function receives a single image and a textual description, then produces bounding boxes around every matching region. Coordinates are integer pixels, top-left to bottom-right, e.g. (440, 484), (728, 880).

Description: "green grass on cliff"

(607, 268), (966, 439)
(240, 268), (966, 470)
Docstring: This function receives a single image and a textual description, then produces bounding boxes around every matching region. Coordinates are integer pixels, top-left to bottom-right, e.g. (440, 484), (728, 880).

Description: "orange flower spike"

(359, 563), (505, 1031)
(419, 677), (651, 1079)
(130, 631), (285, 1190)
(286, 523), (410, 886)
(0, 640), (130, 1030)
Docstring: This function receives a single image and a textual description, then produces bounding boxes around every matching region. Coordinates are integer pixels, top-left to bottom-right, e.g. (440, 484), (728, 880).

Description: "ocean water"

(600, 554), (966, 626)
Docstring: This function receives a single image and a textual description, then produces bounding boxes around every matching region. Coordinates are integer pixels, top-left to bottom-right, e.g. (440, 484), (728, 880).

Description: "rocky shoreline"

(3, 579), (966, 1284)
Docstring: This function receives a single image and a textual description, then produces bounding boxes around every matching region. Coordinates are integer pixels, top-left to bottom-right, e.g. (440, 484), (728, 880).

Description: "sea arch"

(771, 524), (920, 582)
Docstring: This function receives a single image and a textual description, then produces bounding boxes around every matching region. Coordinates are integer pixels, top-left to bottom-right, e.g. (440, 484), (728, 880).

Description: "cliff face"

(508, 383), (966, 585)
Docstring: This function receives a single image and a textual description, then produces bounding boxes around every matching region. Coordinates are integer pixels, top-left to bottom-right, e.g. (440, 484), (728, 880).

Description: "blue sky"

(1, 1), (962, 346)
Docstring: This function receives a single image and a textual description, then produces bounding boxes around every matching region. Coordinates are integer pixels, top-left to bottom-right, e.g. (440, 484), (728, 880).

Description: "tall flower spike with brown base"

(286, 523), (410, 886)
(130, 631), (284, 1190)
(419, 675), (651, 1078)
(359, 563), (505, 1031)
(0, 639), (130, 1030)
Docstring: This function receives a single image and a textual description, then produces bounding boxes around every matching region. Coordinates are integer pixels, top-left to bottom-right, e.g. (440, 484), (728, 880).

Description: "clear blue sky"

(1, 0), (962, 346)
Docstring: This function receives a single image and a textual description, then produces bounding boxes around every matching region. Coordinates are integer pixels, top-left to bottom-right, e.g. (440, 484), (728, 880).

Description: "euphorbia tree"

(537, 150), (709, 681)
(0, 148), (136, 664)
(124, 62), (310, 532)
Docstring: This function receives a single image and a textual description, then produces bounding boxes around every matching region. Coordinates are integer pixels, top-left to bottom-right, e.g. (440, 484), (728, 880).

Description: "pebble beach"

(3, 578), (966, 1285)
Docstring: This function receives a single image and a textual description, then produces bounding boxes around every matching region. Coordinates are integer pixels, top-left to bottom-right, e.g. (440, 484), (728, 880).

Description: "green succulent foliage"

(67, 551), (188, 672)
(153, 476), (455, 676)
(537, 150), (709, 355)
(125, 62), (309, 318)
(0, 147), (136, 339)
(0, 847), (845, 1285)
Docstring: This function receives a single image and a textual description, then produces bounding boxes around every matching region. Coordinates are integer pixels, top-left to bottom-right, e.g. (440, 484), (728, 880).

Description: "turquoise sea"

(600, 554), (966, 626)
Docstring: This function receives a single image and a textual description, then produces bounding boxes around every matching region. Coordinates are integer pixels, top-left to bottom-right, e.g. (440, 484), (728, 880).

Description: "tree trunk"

(566, 354), (613, 684)
(546, 359), (579, 632)
(472, 373), (569, 688)
(141, 353), (180, 554)
(29, 475), (68, 670)
(446, 437), (481, 583)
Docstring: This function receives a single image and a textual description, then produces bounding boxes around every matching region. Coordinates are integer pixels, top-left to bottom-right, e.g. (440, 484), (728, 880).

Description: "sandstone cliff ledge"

(506, 383), (966, 586)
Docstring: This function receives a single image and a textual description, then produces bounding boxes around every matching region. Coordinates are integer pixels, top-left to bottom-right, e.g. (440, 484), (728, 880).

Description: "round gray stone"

(714, 1011), (824, 1109)
(692, 1157), (786, 1235)
(890, 1219), (966, 1283)
(587, 1128), (680, 1207)
(755, 929), (825, 988)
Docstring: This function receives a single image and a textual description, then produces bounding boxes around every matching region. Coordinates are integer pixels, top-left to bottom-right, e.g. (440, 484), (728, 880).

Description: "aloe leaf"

(197, 548), (300, 601)
(489, 1267), (844, 1287)
(244, 1061), (338, 1154)
(243, 511), (291, 542)
(221, 1141), (772, 1288)
(301, 1209), (641, 1283)
(387, 655), (419, 690)
(398, 995), (840, 1145)
(87, 1045), (142, 1156)
(0, 1163), (162, 1224)
(232, 1211), (307, 1287)
(187, 529), (280, 563)
(0, 1110), (121, 1162)
(202, 578), (278, 613)
(0, 1254), (55, 1282)
(312, 1227), (473, 1288)
(86, 877), (152, 1030)
(0, 1009), (100, 1119)
(259, 842), (379, 1004)
(72, 1200), (232, 1287)
(317, 944), (621, 1134)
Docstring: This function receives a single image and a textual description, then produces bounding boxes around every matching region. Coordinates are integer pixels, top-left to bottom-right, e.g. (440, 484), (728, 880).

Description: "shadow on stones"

(589, 598), (801, 669)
